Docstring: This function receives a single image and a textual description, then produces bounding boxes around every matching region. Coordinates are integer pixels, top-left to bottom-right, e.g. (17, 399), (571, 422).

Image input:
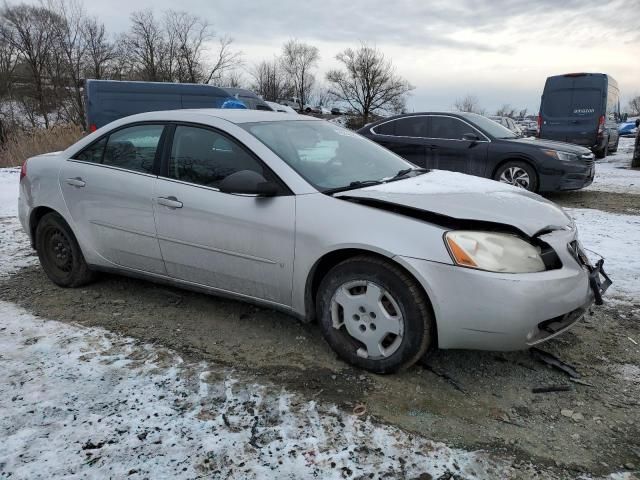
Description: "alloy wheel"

(499, 166), (530, 189)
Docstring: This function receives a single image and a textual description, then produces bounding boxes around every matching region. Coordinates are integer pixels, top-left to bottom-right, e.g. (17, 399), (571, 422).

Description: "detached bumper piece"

(568, 241), (612, 305)
(588, 259), (612, 305)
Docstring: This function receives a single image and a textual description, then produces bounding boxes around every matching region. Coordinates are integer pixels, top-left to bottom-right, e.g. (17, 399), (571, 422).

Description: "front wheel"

(494, 161), (538, 192)
(317, 256), (434, 373)
(36, 212), (95, 287)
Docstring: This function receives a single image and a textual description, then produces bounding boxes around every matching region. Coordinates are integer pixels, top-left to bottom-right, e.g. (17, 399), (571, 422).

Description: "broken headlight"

(444, 231), (546, 273)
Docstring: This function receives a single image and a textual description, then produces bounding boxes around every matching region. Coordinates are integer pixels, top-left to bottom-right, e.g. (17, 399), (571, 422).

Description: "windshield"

(242, 120), (416, 192)
(464, 113), (517, 139)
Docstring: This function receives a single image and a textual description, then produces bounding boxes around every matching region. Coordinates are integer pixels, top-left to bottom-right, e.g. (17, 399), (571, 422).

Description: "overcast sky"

(76, 0), (639, 113)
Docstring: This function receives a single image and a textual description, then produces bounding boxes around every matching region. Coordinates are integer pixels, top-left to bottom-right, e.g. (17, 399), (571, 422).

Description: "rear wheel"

(36, 212), (95, 287)
(494, 161), (538, 192)
(316, 256), (434, 373)
(595, 142), (608, 159)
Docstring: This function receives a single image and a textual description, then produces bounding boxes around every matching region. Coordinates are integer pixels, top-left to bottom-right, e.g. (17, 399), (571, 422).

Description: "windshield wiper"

(323, 180), (384, 195)
(386, 167), (428, 181)
(323, 168), (428, 195)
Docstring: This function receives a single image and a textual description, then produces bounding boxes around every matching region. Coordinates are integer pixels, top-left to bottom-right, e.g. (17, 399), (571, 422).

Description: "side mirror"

(636, 119), (639, 128)
(462, 133), (480, 144)
(219, 170), (279, 196)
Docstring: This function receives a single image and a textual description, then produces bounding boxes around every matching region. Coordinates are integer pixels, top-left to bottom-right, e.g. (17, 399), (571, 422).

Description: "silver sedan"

(17, 109), (611, 373)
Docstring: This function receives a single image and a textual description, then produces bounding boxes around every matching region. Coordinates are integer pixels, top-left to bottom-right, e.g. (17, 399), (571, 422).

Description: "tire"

(35, 212), (95, 288)
(610, 138), (619, 153)
(316, 255), (434, 374)
(494, 160), (538, 192)
(595, 141), (608, 159)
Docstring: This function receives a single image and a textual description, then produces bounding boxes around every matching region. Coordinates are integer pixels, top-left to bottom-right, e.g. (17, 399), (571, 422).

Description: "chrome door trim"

(370, 114), (491, 142)
(67, 159), (159, 178)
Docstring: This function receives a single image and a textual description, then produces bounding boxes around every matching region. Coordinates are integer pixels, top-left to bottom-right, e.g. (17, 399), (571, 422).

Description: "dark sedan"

(358, 112), (595, 192)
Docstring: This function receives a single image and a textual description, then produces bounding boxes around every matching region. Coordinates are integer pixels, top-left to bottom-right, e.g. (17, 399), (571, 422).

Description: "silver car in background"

(17, 110), (611, 373)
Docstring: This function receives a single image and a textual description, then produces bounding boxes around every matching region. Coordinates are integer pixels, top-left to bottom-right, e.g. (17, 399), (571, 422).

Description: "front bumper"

(540, 161), (595, 191)
(397, 228), (608, 351)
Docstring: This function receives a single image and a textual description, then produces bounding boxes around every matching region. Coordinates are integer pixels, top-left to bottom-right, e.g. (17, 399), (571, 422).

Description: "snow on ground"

(586, 137), (640, 195)
(566, 208), (640, 302)
(0, 300), (513, 479)
(0, 168), (37, 277)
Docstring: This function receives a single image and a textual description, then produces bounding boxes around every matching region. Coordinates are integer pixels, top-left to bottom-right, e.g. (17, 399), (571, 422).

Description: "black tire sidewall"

(495, 161), (538, 192)
(317, 258), (432, 373)
(36, 213), (89, 287)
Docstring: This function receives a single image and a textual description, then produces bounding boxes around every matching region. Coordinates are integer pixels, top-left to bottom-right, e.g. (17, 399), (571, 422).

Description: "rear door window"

(102, 124), (164, 174)
(394, 117), (428, 137)
(429, 117), (474, 140)
(372, 121), (396, 135)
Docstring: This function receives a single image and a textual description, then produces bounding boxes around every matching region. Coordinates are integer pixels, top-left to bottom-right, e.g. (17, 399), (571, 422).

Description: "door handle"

(157, 196), (183, 209)
(65, 177), (86, 187)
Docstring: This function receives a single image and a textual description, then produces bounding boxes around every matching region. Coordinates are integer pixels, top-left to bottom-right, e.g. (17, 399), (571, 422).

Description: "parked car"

(618, 120), (638, 137)
(358, 112), (595, 192)
(489, 116), (523, 136)
(538, 73), (620, 158)
(265, 101), (298, 114)
(331, 107), (343, 115)
(18, 109), (610, 373)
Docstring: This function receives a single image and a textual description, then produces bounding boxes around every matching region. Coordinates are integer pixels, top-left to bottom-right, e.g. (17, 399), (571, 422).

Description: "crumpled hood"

(337, 170), (573, 237)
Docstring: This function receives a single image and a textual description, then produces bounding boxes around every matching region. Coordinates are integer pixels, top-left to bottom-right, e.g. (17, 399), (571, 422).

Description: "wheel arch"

(303, 248), (438, 346)
(491, 156), (540, 191)
(29, 206), (59, 248)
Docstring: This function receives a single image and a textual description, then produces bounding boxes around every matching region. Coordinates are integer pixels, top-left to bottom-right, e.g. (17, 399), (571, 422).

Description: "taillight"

(89, 124), (97, 132)
(536, 114), (542, 137)
(20, 159), (27, 181)
(597, 115), (605, 135)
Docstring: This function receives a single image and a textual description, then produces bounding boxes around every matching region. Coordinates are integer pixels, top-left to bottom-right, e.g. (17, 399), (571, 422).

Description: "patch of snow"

(0, 300), (513, 479)
(0, 168), (37, 276)
(0, 167), (20, 217)
(567, 208), (640, 302)
(586, 137), (640, 195)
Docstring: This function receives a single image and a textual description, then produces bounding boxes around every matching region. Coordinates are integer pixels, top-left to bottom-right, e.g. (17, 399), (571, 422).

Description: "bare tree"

(205, 36), (242, 84)
(250, 57), (289, 101)
(453, 94), (483, 114)
(281, 39), (318, 111)
(326, 44), (413, 123)
(218, 69), (245, 88)
(164, 10), (211, 83)
(0, 3), (59, 127)
(82, 17), (114, 79)
(123, 9), (167, 81)
(46, 0), (91, 125)
(628, 96), (640, 116)
(0, 34), (17, 97)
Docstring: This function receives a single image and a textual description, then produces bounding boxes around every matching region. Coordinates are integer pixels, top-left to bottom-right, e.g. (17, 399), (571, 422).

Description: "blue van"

(84, 80), (272, 131)
(538, 73), (621, 158)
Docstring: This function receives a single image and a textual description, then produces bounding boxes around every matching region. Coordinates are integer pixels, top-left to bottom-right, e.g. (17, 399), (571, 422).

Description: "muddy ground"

(1, 270), (639, 477)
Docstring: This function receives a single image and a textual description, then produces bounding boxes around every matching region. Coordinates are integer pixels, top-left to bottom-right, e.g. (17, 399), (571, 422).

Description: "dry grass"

(0, 124), (85, 168)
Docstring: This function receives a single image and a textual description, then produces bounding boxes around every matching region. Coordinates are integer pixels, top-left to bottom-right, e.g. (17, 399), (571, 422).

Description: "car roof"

(120, 108), (320, 124)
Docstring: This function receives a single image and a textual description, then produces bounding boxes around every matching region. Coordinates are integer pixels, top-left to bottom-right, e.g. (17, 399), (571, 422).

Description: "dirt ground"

(1, 216), (639, 479)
